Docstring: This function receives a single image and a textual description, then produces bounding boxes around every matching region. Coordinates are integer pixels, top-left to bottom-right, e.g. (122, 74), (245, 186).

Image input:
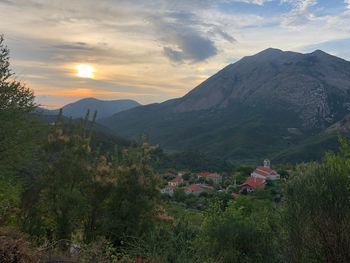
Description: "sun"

(75, 64), (95, 79)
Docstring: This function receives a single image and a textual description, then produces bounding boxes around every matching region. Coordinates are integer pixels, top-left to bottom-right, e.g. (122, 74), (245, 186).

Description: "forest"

(1, 35), (350, 263)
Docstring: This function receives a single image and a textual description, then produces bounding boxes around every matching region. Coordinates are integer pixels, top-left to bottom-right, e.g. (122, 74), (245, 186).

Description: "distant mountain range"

(98, 48), (350, 163)
(37, 98), (140, 120)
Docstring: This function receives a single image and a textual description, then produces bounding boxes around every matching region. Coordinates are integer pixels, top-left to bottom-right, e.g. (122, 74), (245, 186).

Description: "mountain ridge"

(37, 97), (141, 120)
(168, 48), (350, 129)
(97, 48), (350, 162)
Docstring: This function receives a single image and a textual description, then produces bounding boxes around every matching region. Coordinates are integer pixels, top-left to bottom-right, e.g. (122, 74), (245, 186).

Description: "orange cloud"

(35, 87), (159, 98)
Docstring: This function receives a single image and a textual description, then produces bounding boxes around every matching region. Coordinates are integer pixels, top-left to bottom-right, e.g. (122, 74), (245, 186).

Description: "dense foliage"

(194, 197), (281, 263)
(283, 139), (350, 263)
(20, 111), (160, 245)
(0, 35), (44, 229)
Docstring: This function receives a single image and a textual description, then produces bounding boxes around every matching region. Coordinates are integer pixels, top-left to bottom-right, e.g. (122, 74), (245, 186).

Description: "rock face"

(172, 48), (350, 129)
(100, 48), (350, 162)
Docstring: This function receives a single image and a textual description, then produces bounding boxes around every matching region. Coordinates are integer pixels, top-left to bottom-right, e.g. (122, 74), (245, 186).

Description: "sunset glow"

(75, 64), (95, 79)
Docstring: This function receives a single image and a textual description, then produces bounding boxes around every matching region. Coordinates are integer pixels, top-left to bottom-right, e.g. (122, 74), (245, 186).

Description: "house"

(160, 186), (174, 196)
(197, 172), (223, 184)
(251, 159), (280, 180)
(168, 177), (184, 187)
(177, 171), (186, 177)
(239, 177), (266, 193)
(183, 184), (213, 196)
(236, 160), (280, 195)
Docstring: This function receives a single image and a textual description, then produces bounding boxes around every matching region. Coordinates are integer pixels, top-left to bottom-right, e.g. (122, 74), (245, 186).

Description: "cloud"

(150, 11), (235, 63)
(0, 0), (14, 4)
(51, 42), (90, 50)
(7, 36), (157, 67)
(162, 34), (218, 63)
(227, 0), (272, 5)
(346, 0), (350, 9)
(2, 1), (235, 65)
(38, 88), (159, 98)
(281, 0), (317, 27)
(321, 8), (350, 35)
(301, 38), (350, 60)
(210, 27), (237, 43)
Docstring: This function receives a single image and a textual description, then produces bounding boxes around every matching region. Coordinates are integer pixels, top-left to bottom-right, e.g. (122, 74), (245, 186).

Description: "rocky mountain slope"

(99, 49), (350, 163)
(173, 48), (350, 129)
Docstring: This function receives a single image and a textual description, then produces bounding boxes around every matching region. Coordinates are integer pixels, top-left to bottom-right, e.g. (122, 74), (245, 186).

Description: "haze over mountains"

(38, 98), (140, 120)
(97, 48), (350, 163)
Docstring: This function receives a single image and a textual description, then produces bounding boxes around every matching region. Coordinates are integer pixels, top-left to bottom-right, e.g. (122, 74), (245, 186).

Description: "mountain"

(99, 48), (350, 163)
(32, 110), (131, 153)
(38, 98), (140, 120)
(34, 107), (60, 116)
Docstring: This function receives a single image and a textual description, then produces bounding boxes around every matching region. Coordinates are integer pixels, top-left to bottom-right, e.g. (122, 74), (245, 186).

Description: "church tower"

(263, 159), (271, 168)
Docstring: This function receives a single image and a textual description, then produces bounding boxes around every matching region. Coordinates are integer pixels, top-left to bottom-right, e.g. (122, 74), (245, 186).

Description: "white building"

(160, 186), (174, 196)
(168, 177), (184, 187)
(251, 159), (280, 180)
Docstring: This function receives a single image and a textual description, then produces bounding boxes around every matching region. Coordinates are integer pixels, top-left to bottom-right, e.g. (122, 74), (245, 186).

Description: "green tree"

(22, 114), (93, 242)
(194, 197), (281, 263)
(0, 35), (36, 175)
(284, 140), (350, 263)
(0, 35), (41, 226)
(121, 217), (197, 263)
(0, 35), (34, 111)
(182, 174), (190, 181)
(101, 142), (160, 244)
(174, 188), (186, 203)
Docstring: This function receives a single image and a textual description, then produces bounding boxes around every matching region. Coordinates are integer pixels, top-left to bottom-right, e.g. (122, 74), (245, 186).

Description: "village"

(160, 159), (281, 203)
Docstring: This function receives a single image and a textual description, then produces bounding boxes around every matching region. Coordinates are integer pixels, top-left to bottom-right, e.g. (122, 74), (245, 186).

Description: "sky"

(1, 0), (350, 108)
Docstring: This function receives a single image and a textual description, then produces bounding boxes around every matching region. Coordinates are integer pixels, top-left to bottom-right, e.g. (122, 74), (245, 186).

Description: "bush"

(284, 145), (350, 263)
(0, 227), (43, 263)
(80, 237), (125, 263)
(194, 197), (281, 263)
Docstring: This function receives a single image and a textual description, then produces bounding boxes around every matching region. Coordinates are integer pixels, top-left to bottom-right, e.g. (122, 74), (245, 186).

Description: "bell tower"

(263, 159), (270, 168)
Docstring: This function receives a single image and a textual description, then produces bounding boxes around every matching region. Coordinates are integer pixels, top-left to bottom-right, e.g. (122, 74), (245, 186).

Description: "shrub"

(0, 227), (42, 263)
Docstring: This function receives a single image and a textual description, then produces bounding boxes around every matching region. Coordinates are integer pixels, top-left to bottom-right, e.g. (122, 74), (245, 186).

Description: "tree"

(21, 114), (94, 242)
(122, 216), (198, 263)
(194, 197), (281, 263)
(174, 188), (186, 203)
(0, 35), (40, 226)
(182, 173), (190, 181)
(284, 139), (350, 263)
(0, 35), (38, 176)
(100, 142), (160, 244)
(0, 35), (34, 111)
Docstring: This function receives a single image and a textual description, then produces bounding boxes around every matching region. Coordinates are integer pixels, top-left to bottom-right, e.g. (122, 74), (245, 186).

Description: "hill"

(99, 48), (350, 163)
(37, 98), (140, 120)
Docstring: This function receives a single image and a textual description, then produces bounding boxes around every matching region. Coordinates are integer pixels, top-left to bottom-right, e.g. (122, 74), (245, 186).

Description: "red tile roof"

(198, 172), (221, 179)
(254, 166), (277, 177)
(240, 177), (265, 189)
(198, 172), (211, 177)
